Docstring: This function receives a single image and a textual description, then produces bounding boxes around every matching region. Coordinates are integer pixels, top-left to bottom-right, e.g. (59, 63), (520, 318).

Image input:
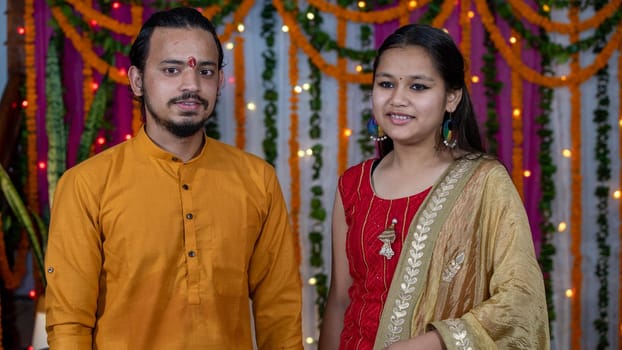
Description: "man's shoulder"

(205, 138), (272, 170)
(61, 140), (132, 180)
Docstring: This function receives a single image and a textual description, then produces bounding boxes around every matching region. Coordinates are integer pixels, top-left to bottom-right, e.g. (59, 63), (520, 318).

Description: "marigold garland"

(288, 41), (301, 264)
(217, 0), (254, 43)
(473, 0), (622, 87)
(307, 0), (430, 23)
(399, 10), (409, 27)
(432, 0), (455, 28)
(510, 30), (524, 199)
(83, 63), (94, 125)
(132, 99), (142, 134)
(273, 0), (372, 85)
(568, 6), (582, 349)
(337, 18), (348, 174)
(24, 0), (38, 212)
(63, 0), (141, 36)
(460, 0), (472, 91)
(234, 35), (246, 149)
(506, 0), (620, 33)
(0, 216), (29, 290)
(51, 6), (128, 84)
(618, 38), (622, 350)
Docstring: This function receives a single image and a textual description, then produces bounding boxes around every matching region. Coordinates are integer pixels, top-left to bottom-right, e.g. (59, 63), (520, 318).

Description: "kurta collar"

(134, 126), (209, 164)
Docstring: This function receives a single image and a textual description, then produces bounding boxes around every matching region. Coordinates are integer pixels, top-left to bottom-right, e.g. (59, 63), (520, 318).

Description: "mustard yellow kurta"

(45, 128), (303, 349)
(376, 158), (550, 349)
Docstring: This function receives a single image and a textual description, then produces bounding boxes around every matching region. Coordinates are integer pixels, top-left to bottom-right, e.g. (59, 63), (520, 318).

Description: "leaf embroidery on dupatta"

(383, 161), (470, 347)
(446, 319), (474, 350)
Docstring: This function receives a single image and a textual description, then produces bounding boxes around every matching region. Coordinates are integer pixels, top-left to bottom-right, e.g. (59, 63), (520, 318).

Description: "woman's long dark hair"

(372, 24), (486, 158)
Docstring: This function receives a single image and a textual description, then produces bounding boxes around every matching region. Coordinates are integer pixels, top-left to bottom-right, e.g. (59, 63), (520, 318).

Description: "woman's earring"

(442, 112), (457, 148)
(367, 117), (387, 141)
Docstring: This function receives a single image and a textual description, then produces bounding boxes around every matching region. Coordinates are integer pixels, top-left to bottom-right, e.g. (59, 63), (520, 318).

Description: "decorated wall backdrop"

(0, 0), (620, 349)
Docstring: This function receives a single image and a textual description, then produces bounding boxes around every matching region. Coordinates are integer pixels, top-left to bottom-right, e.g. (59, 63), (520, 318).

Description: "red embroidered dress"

(338, 159), (431, 350)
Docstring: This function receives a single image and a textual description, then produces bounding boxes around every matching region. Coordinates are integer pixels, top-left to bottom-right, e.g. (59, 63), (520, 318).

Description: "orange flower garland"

(506, 0), (619, 33)
(568, 6), (582, 348)
(217, 0), (255, 43)
(273, 0), (372, 85)
(83, 64), (94, 124)
(337, 18), (349, 174)
(51, 7), (128, 84)
(24, 0), (38, 212)
(432, 0), (456, 28)
(132, 99), (142, 134)
(0, 217), (29, 290)
(619, 40), (622, 344)
(288, 42), (301, 263)
(63, 0), (141, 36)
(510, 30), (524, 199)
(234, 35), (246, 149)
(307, 0), (431, 23)
(473, 0), (622, 87)
(460, 0), (472, 91)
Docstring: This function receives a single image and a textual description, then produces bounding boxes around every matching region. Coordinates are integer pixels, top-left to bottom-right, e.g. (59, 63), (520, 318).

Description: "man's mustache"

(167, 92), (209, 109)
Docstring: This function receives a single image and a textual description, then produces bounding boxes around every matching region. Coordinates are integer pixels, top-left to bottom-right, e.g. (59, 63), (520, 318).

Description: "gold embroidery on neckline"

(383, 162), (470, 347)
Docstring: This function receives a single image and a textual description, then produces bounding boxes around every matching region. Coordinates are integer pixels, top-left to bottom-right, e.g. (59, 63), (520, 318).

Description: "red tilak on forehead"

(187, 56), (197, 68)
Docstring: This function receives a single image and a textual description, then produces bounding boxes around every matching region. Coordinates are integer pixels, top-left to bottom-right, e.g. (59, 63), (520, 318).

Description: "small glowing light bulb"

(557, 222), (567, 232)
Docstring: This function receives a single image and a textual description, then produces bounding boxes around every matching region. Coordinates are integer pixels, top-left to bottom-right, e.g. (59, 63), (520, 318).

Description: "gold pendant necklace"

(378, 218), (397, 259)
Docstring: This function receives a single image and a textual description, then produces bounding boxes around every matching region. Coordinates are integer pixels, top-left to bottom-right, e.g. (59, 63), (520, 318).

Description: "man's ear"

(446, 88), (463, 112)
(128, 66), (143, 96)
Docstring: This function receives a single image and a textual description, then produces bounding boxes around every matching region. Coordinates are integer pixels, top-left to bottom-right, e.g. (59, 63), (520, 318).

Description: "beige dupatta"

(373, 157), (482, 350)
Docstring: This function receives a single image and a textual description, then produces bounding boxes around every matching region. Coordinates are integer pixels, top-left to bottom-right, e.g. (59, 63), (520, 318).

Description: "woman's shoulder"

(341, 158), (377, 180)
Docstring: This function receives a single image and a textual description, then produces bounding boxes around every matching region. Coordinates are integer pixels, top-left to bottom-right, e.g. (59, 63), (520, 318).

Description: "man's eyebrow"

(159, 59), (218, 67)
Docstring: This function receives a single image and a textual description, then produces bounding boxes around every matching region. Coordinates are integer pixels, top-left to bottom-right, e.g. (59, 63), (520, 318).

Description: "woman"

(319, 24), (550, 350)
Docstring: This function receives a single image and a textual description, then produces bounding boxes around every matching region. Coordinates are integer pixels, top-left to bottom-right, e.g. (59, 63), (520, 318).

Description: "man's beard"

(144, 91), (211, 138)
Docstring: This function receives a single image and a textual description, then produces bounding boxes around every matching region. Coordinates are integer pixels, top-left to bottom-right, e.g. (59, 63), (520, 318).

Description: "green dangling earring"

(367, 117), (387, 141)
(442, 112), (457, 148)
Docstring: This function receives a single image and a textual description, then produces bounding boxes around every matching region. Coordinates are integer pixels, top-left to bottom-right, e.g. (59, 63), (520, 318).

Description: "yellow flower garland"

(568, 6), (582, 348)
(234, 35), (246, 149)
(24, 0), (38, 211)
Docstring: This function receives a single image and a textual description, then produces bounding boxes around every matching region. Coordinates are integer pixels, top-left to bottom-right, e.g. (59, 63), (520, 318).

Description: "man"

(44, 7), (303, 349)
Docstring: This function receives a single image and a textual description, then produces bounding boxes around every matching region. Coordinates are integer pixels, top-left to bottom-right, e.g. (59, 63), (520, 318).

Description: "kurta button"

(188, 250), (196, 257)
(172, 157), (179, 162)
(182, 184), (189, 190)
(186, 213), (193, 219)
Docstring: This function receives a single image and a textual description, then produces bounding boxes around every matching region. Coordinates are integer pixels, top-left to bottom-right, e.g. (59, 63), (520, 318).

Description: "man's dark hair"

(129, 7), (224, 72)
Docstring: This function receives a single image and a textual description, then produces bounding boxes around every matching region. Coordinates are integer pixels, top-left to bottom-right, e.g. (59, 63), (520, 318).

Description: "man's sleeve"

(45, 169), (102, 350)
(248, 168), (303, 350)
